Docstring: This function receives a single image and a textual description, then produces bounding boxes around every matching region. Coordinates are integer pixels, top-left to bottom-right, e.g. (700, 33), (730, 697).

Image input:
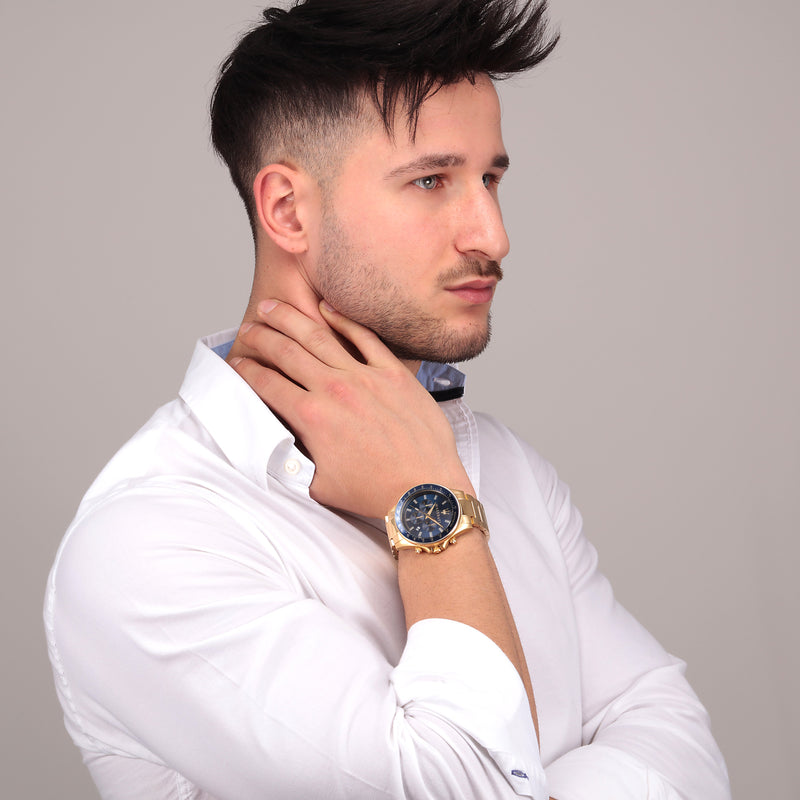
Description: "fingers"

(254, 299), (357, 370)
(229, 356), (308, 422)
(318, 301), (396, 367)
(231, 298), (409, 443)
(237, 321), (331, 388)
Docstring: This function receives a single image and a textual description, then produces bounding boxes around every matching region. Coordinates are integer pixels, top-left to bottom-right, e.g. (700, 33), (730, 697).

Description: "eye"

(413, 175), (442, 191)
(482, 173), (502, 189)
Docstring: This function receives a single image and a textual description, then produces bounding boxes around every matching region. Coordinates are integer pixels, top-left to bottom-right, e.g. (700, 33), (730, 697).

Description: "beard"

(314, 207), (503, 363)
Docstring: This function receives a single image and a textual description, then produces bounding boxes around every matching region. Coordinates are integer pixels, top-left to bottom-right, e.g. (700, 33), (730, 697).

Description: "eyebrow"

(385, 152), (510, 179)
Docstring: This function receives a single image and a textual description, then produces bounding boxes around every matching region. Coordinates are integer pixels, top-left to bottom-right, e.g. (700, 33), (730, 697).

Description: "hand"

(231, 300), (473, 518)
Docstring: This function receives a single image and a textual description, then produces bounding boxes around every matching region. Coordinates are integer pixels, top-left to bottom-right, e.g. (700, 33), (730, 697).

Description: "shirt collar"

(179, 330), (312, 492)
(415, 361), (466, 401)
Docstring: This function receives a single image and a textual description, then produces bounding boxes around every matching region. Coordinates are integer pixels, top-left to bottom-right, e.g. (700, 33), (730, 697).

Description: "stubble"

(315, 208), (502, 363)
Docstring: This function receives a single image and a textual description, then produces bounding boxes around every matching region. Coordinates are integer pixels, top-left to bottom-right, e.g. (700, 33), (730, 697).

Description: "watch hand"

(423, 512), (445, 530)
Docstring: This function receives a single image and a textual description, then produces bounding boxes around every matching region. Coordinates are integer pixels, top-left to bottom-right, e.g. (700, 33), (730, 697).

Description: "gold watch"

(385, 483), (489, 558)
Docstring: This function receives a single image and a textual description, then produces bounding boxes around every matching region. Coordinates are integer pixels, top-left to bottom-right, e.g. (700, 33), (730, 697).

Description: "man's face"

(303, 75), (510, 364)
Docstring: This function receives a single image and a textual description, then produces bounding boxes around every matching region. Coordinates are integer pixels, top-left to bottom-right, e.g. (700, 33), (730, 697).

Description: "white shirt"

(45, 330), (731, 800)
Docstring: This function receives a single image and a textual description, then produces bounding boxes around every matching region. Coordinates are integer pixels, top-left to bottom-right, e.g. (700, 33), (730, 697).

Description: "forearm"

(398, 527), (539, 740)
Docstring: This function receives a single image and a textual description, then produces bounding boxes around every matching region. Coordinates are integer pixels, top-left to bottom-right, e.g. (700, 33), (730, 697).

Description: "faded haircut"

(210, 0), (559, 233)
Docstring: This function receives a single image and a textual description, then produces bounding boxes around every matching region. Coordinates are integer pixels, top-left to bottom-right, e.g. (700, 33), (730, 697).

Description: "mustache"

(438, 258), (504, 286)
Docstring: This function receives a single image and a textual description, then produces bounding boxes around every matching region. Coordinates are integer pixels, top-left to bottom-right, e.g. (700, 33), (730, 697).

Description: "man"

(45, 1), (730, 798)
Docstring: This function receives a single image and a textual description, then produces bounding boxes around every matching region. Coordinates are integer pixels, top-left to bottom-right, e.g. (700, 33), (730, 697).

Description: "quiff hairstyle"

(211, 0), (559, 232)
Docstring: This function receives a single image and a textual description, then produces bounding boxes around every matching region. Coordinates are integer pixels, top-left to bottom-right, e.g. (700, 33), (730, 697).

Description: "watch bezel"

(394, 483), (460, 546)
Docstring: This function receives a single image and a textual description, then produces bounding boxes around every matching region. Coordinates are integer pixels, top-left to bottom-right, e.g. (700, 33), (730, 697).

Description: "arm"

(50, 488), (541, 799)
(234, 299), (540, 734)
(399, 532), (539, 737)
(479, 422), (730, 800)
(548, 473), (730, 799)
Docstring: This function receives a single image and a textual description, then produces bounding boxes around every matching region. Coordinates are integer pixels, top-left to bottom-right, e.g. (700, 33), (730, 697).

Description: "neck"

(227, 249), (421, 375)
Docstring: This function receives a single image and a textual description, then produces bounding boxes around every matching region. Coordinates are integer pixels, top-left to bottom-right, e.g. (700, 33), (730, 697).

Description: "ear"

(252, 164), (315, 253)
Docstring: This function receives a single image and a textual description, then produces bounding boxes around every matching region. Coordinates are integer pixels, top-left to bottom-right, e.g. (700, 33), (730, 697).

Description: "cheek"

(336, 188), (452, 281)
(364, 203), (446, 256)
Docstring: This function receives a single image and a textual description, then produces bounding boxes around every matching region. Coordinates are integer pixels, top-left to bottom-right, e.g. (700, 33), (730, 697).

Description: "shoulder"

(49, 478), (288, 631)
(471, 409), (586, 556)
(47, 399), (292, 648)
(472, 410), (561, 497)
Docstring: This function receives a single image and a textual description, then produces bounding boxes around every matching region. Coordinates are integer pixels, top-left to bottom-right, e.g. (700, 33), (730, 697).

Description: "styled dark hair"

(211, 0), (559, 229)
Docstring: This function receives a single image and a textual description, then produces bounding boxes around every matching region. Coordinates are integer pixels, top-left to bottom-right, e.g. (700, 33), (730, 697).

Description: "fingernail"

(239, 322), (254, 335)
(229, 357), (243, 367)
(258, 299), (279, 315)
(320, 300), (335, 313)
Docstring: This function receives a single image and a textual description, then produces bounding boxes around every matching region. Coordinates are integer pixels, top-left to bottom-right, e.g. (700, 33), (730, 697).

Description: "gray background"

(2, 0), (797, 796)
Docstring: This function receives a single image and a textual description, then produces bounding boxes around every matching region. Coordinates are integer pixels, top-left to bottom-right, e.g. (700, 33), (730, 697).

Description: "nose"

(453, 184), (510, 263)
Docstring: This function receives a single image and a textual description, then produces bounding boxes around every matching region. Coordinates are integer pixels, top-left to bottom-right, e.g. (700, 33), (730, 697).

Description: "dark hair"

(211, 0), (559, 229)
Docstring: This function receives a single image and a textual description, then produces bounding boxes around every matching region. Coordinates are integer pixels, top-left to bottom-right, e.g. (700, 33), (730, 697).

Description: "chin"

(383, 322), (491, 364)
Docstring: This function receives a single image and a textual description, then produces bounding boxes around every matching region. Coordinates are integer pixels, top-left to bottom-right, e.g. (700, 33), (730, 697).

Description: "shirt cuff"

(391, 618), (547, 799)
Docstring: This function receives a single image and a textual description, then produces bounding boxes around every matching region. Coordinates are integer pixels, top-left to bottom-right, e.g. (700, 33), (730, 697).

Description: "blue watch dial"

(395, 484), (459, 545)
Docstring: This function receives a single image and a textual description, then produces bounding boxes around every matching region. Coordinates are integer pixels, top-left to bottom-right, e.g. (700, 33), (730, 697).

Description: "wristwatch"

(385, 483), (489, 558)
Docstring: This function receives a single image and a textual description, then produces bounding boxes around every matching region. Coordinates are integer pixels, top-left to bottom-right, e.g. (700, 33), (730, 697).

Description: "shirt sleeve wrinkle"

(52, 492), (548, 799)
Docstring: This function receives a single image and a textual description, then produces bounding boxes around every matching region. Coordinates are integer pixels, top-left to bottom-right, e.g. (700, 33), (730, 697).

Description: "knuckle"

(323, 377), (353, 404)
(239, 324), (274, 358)
(237, 325), (256, 350)
(249, 368), (275, 396)
(296, 397), (321, 427)
(306, 327), (332, 352)
(383, 365), (412, 391)
(274, 338), (298, 362)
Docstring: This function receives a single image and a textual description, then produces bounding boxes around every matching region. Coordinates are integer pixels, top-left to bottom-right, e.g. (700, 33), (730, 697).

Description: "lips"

(445, 279), (497, 304)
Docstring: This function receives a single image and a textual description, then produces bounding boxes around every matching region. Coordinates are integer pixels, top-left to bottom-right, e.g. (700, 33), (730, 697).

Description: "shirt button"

(284, 459), (301, 475)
